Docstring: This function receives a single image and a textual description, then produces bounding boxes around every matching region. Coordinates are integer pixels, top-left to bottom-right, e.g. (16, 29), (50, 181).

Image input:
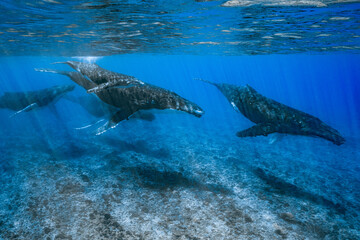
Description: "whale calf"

(0, 85), (75, 117)
(201, 80), (345, 145)
(36, 63), (204, 134)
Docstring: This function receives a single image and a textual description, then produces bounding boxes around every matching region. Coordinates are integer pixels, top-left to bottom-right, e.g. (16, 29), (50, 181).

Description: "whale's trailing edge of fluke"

(199, 79), (345, 145)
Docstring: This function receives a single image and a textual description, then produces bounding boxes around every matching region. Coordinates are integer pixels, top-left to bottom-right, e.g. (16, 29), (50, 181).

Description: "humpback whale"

(201, 80), (345, 145)
(0, 85), (75, 117)
(36, 63), (203, 134)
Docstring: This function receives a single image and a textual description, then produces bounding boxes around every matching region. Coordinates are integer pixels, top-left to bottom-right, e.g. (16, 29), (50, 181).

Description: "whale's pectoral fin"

(268, 133), (284, 144)
(236, 123), (278, 138)
(75, 119), (106, 130)
(87, 81), (137, 94)
(9, 103), (38, 118)
(95, 108), (135, 135)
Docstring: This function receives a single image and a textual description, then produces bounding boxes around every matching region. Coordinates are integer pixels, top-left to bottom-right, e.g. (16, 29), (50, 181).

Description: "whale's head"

(55, 85), (75, 94)
(181, 101), (204, 118)
(172, 96), (204, 118)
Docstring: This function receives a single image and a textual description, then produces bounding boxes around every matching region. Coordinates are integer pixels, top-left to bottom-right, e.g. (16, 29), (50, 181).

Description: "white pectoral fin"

(268, 133), (284, 144)
(87, 82), (137, 94)
(34, 68), (59, 74)
(9, 103), (38, 118)
(75, 119), (106, 130)
(94, 120), (119, 135)
(230, 102), (240, 112)
(94, 109), (134, 135)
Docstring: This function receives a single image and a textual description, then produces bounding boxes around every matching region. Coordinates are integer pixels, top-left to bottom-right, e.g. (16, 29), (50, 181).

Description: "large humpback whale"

(0, 85), (75, 117)
(36, 62), (204, 134)
(201, 80), (345, 145)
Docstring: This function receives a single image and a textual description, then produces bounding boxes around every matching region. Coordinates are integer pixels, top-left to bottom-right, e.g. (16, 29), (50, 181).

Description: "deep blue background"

(0, 54), (359, 139)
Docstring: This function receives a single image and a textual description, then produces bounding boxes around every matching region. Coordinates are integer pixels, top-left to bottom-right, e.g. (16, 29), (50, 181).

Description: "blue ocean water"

(1, 1), (360, 239)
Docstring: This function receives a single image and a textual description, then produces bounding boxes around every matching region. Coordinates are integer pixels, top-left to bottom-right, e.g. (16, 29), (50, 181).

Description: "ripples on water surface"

(0, 0), (359, 55)
(0, 1), (360, 239)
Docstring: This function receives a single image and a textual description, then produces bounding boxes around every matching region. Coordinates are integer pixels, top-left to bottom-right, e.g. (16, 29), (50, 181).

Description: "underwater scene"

(0, 1), (360, 239)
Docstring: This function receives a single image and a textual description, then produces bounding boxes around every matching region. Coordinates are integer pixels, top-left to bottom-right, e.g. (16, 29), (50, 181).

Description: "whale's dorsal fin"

(236, 123), (278, 138)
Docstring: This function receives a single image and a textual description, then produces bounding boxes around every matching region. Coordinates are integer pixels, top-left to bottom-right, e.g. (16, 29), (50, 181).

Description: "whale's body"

(65, 94), (156, 122)
(204, 81), (345, 145)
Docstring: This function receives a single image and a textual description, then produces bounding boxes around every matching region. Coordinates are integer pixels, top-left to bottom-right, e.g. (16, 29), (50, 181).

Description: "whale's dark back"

(227, 84), (317, 128)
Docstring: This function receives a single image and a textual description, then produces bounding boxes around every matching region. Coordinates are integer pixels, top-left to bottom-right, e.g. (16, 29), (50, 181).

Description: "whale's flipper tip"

(75, 119), (106, 130)
(94, 109), (134, 135)
(334, 139), (345, 146)
(307, 123), (346, 146)
(268, 133), (283, 144)
(94, 120), (119, 135)
(326, 132), (346, 146)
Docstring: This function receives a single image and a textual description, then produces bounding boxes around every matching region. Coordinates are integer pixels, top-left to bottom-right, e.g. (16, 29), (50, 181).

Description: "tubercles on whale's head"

(159, 96), (204, 118)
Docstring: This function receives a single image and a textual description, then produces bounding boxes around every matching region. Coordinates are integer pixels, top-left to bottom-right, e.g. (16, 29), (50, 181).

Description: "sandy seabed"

(0, 116), (359, 240)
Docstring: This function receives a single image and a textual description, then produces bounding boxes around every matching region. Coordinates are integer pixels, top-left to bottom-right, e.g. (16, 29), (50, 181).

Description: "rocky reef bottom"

(0, 117), (359, 239)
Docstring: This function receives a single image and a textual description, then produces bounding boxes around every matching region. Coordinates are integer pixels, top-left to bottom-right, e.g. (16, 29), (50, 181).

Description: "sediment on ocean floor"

(0, 122), (359, 239)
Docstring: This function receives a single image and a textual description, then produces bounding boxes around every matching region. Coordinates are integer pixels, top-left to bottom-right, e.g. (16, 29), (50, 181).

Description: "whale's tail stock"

(194, 78), (218, 86)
